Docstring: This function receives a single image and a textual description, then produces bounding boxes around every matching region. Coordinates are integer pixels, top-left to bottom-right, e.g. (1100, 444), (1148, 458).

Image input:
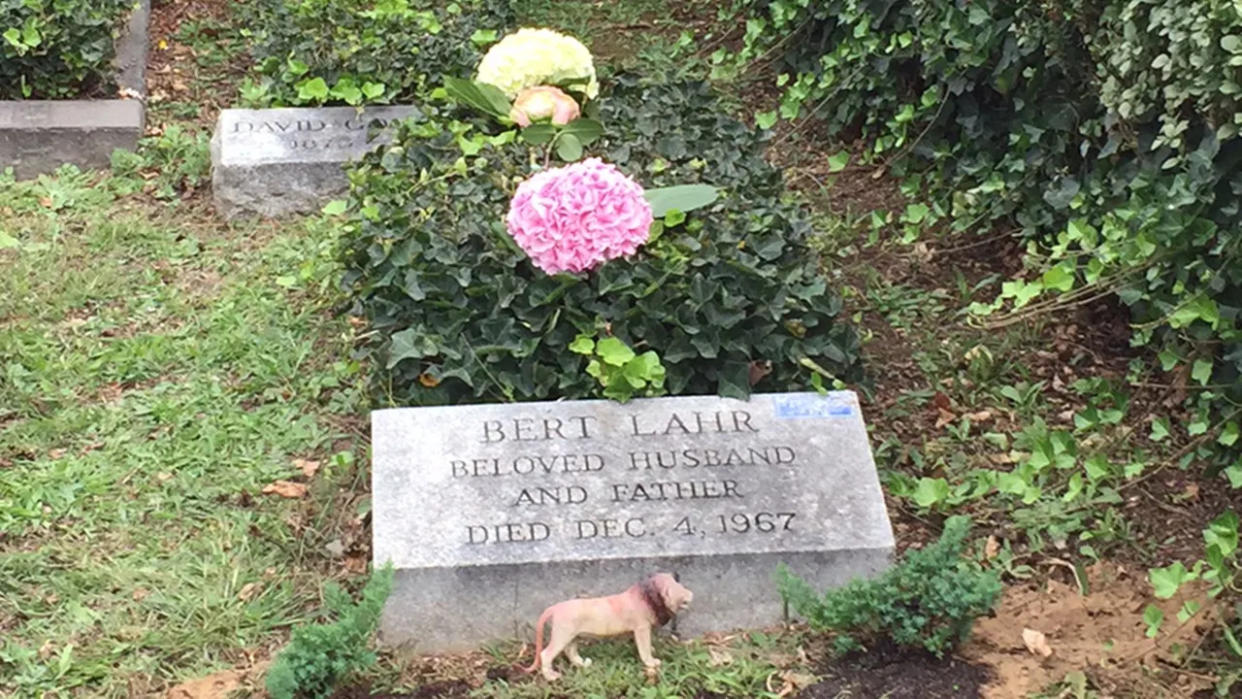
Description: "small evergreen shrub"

(0, 0), (133, 99)
(338, 77), (862, 405)
(240, 0), (514, 106)
(265, 565), (394, 699)
(778, 516), (1001, 656)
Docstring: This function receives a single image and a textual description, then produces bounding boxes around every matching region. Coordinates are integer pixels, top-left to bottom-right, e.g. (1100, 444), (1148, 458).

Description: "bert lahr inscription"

(210, 105), (418, 219)
(372, 392), (894, 652)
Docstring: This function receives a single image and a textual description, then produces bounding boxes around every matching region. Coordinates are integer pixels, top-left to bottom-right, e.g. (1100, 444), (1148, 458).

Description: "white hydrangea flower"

(475, 28), (599, 100)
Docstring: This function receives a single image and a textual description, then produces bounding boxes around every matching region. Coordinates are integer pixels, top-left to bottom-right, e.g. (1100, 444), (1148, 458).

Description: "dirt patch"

(147, 0), (250, 127)
(795, 641), (992, 698)
(961, 563), (1217, 698)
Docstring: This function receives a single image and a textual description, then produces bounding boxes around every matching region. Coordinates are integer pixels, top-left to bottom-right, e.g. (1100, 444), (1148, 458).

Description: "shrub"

(265, 565), (394, 699)
(777, 516), (1001, 656)
(337, 76), (862, 406)
(736, 0), (1242, 480)
(0, 0), (133, 99)
(240, 0), (514, 106)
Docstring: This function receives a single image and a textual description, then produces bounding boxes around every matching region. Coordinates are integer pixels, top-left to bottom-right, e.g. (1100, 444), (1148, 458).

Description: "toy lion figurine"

(522, 572), (693, 680)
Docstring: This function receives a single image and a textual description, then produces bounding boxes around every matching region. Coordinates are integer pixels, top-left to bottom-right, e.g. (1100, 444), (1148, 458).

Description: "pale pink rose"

(506, 158), (654, 275)
(509, 86), (581, 127)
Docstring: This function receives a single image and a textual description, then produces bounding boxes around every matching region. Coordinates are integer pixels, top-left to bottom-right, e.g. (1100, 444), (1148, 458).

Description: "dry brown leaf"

(1022, 627), (1053, 657)
(237, 582), (261, 602)
(48, 448), (66, 459)
(132, 587), (149, 602)
(781, 671), (817, 690)
(934, 408), (957, 429)
(165, 670), (243, 699)
(964, 410), (993, 422)
(38, 196), (53, 208)
(707, 646), (733, 667)
(418, 372), (441, 388)
(262, 480), (307, 499)
(984, 535), (1000, 560)
(293, 458), (320, 479)
(157, 472), (173, 482)
(37, 640), (55, 660)
(1182, 483), (1200, 501)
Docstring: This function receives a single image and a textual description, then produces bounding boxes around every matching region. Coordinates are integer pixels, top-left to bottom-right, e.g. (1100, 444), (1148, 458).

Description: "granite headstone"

(372, 391), (894, 652)
(210, 105), (418, 219)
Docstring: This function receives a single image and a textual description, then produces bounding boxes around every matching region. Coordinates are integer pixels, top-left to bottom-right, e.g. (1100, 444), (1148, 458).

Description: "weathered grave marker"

(210, 105), (417, 219)
(372, 391), (894, 652)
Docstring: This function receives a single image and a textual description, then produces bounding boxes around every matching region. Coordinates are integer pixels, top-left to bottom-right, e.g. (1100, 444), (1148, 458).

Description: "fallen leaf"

(157, 39), (169, 50)
(344, 555), (368, 575)
(963, 410), (993, 422)
(132, 587), (149, 602)
(1182, 483), (1199, 501)
(39, 196), (53, 208)
(418, 372), (440, 388)
(48, 448), (66, 459)
(324, 539), (346, 557)
(165, 669), (243, 699)
(37, 640), (55, 660)
(931, 391), (952, 412)
(262, 480), (307, 499)
(157, 472), (173, 482)
(781, 671), (817, 690)
(1022, 627), (1053, 657)
(707, 646), (733, 666)
(984, 535), (1000, 560)
(237, 582), (261, 602)
(293, 458), (320, 478)
(934, 408), (957, 429)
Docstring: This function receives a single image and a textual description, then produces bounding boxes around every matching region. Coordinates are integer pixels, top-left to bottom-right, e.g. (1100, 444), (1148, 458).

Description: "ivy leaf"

(827, 151), (850, 172)
(1219, 422), (1239, 447)
(443, 76), (511, 118)
(1224, 463), (1242, 488)
(321, 199), (347, 216)
(1205, 512), (1239, 557)
(716, 361), (751, 400)
(470, 28), (498, 46)
(755, 110), (778, 129)
(1149, 561), (1196, 599)
(1143, 604), (1164, 638)
(568, 335), (595, 355)
(596, 337), (635, 367)
(387, 328), (433, 369)
(1191, 358), (1213, 385)
(1149, 418), (1170, 442)
(911, 477), (950, 508)
(645, 185), (719, 217)
(362, 82), (386, 100)
(1041, 264), (1075, 292)
(556, 133), (584, 161)
(296, 77), (330, 102)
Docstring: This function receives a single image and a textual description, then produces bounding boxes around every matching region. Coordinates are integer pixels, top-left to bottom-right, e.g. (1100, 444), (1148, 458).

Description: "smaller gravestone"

(372, 391), (894, 653)
(210, 105), (418, 219)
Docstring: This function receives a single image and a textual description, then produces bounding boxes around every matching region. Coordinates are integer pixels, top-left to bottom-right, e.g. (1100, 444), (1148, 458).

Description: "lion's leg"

(632, 626), (661, 669)
(540, 623), (575, 680)
(565, 641), (592, 668)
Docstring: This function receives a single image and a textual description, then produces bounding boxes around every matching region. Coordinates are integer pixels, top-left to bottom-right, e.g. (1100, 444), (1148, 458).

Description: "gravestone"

(210, 105), (418, 219)
(372, 391), (894, 652)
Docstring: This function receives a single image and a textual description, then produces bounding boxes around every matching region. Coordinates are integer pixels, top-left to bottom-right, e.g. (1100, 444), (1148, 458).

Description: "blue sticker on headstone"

(773, 394), (855, 419)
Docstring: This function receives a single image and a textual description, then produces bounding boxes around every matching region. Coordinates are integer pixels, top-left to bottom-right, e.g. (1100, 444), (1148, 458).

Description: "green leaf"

(321, 199), (347, 216)
(0, 231), (19, 249)
(556, 133), (584, 161)
(1220, 422), (1240, 447)
(470, 28), (499, 46)
(296, 77), (330, 101)
(362, 82), (386, 100)
(1149, 418), (1170, 442)
(663, 209), (687, 227)
(520, 124), (557, 145)
(1222, 35), (1242, 53)
(644, 185), (719, 217)
(1062, 473), (1083, 502)
(755, 110), (778, 130)
(1143, 604), (1164, 638)
(1177, 599), (1201, 623)
(827, 151), (850, 172)
(568, 335), (595, 355)
(286, 58), (309, 76)
(1191, 358), (1213, 385)
(1204, 512), (1238, 557)
(559, 118), (604, 146)
(443, 76), (511, 118)
(596, 337), (636, 367)
(1225, 464), (1242, 488)
(2, 27), (22, 49)
(911, 477), (950, 508)
(1041, 264), (1075, 292)
(1149, 561), (1196, 599)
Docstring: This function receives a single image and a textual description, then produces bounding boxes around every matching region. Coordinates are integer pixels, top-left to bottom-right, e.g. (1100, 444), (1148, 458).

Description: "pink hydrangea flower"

(510, 86), (580, 127)
(507, 158), (654, 275)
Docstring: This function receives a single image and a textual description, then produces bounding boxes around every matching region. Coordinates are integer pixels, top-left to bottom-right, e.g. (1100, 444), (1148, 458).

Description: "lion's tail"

(521, 606), (553, 674)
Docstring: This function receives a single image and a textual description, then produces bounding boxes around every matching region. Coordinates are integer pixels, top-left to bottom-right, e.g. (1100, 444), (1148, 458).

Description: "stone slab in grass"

(371, 391), (894, 652)
(0, 0), (149, 179)
(210, 105), (418, 219)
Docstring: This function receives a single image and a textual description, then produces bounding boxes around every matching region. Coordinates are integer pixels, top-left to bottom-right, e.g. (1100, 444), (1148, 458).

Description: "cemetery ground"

(1, 0), (1237, 697)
